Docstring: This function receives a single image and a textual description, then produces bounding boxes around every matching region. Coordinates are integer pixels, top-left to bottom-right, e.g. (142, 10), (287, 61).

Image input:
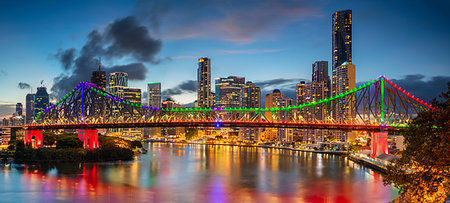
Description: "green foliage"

(131, 141), (143, 149)
(56, 135), (83, 149)
(384, 84), (450, 202)
(43, 131), (57, 146)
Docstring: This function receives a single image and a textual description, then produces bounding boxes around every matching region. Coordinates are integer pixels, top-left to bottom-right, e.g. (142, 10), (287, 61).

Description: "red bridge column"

(371, 131), (388, 158)
(78, 129), (99, 149)
(24, 130), (43, 148)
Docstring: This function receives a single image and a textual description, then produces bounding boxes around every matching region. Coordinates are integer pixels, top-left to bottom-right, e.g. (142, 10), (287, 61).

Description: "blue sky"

(0, 0), (449, 116)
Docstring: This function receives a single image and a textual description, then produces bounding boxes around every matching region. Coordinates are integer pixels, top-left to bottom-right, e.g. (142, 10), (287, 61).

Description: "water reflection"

(0, 143), (398, 202)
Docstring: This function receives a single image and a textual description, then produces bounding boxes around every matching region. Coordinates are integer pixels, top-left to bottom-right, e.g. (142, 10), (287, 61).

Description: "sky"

(1, 0), (450, 116)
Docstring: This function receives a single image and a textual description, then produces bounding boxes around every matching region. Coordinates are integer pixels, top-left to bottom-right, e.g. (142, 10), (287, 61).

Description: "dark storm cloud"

(51, 16), (162, 98)
(389, 74), (450, 102)
(54, 48), (76, 70)
(17, 82), (31, 90)
(107, 63), (148, 80)
(104, 16), (162, 63)
(161, 80), (196, 99)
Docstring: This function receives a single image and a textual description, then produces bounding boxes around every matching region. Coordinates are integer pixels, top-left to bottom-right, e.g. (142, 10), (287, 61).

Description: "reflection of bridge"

(22, 76), (433, 155)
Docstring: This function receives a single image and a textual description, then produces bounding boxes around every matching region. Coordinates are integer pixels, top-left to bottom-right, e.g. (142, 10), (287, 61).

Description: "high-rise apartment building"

(123, 87), (141, 104)
(91, 57), (106, 89)
(147, 82), (161, 108)
(312, 61), (331, 98)
(242, 81), (261, 109)
(109, 72), (128, 98)
(34, 87), (49, 122)
(264, 89), (293, 142)
(16, 103), (23, 117)
(215, 76), (245, 108)
(25, 93), (35, 124)
(332, 62), (356, 142)
(332, 10), (352, 69)
(197, 57), (212, 108)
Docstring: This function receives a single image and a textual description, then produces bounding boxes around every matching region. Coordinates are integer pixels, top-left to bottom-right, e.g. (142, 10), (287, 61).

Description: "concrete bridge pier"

(24, 130), (43, 148)
(78, 129), (99, 150)
(371, 131), (388, 158)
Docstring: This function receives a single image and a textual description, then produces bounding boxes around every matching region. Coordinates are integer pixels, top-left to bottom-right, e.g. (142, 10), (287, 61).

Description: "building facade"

(34, 87), (49, 122)
(147, 82), (161, 108)
(240, 81), (261, 142)
(16, 103), (23, 117)
(215, 76), (245, 108)
(332, 62), (356, 142)
(197, 57), (213, 108)
(109, 72), (128, 98)
(25, 93), (35, 124)
(91, 57), (106, 89)
(332, 10), (352, 69)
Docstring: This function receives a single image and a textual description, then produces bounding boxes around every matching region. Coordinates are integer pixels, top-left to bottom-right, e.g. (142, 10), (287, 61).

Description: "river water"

(0, 143), (398, 202)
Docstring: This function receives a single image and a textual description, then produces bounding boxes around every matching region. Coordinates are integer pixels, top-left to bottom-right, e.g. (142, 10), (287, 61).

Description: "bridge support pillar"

(24, 130), (43, 148)
(371, 131), (388, 158)
(78, 129), (99, 150)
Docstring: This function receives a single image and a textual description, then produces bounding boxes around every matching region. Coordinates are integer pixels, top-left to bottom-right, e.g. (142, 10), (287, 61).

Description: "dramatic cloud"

(17, 82), (31, 90)
(51, 16), (162, 98)
(154, 0), (321, 43)
(388, 74), (450, 102)
(54, 48), (77, 70)
(161, 80), (196, 99)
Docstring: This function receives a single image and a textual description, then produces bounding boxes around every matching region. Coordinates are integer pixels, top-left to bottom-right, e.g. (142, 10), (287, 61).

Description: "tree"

(56, 135), (83, 149)
(384, 83), (450, 202)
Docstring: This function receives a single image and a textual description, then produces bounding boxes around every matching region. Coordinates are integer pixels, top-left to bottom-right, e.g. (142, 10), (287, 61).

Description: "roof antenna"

(98, 56), (102, 71)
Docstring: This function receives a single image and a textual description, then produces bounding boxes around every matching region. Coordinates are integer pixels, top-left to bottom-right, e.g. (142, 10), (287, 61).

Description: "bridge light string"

(32, 76), (433, 123)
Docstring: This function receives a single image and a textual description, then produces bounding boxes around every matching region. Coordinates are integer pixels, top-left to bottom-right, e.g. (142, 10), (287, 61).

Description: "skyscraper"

(16, 103), (23, 117)
(91, 57), (106, 89)
(332, 10), (352, 69)
(109, 72), (128, 98)
(312, 61), (331, 98)
(147, 82), (161, 108)
(215, 76), (245, 108)
(25, 93), (35, 124)
(241, 81), (262, 142)
(197, 57), (212, 108)
(34, 87), (49, 122)
(332, 62), (356, 142)
(242, 81), (261, 109)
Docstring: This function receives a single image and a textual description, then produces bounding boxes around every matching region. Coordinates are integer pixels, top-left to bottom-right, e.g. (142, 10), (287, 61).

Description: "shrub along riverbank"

(12, 132), (142, 163)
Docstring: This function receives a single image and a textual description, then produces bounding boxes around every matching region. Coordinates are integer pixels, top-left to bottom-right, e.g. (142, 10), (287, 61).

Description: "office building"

(215, 76), (245, 108)
(197, 57), (212, 108)
(123, 87), (143, 139)
(25, 93), (35, 124)
(264, 89), (294, 142)
(123, 87), (141, 104)
(91, 57), (106, 89)
(147, 82), (161, 108)
(16, 103), (23, 117)
(332, 10), (352, 69)
(109, 72), (128, 98)
(242, 81), (261, 108)
(332, 62), (356, 142)
(34, 87), (49, 122)
(240, 81), (261, 142)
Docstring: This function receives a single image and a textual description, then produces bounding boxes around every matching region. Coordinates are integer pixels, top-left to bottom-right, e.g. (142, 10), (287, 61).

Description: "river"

(0, 143), (398, 202)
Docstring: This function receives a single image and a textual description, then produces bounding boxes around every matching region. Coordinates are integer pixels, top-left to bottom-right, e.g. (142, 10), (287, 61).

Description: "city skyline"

(1, 0), (450, 117)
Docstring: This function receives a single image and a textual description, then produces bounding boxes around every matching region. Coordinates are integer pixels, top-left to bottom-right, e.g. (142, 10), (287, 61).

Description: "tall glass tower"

(34, 87), (49, 121)
(91, 57), (106, 89)
(332, 10), (352, 69)
(197, 57), (212, 108)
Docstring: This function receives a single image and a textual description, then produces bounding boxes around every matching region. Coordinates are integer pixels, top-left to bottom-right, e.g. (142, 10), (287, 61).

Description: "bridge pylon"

(78, 129), (99, 150)
(24, 130), (43, 148)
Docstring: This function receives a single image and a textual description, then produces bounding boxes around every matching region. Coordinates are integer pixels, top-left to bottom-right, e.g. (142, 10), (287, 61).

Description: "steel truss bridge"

(22, 76), (433, 153)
